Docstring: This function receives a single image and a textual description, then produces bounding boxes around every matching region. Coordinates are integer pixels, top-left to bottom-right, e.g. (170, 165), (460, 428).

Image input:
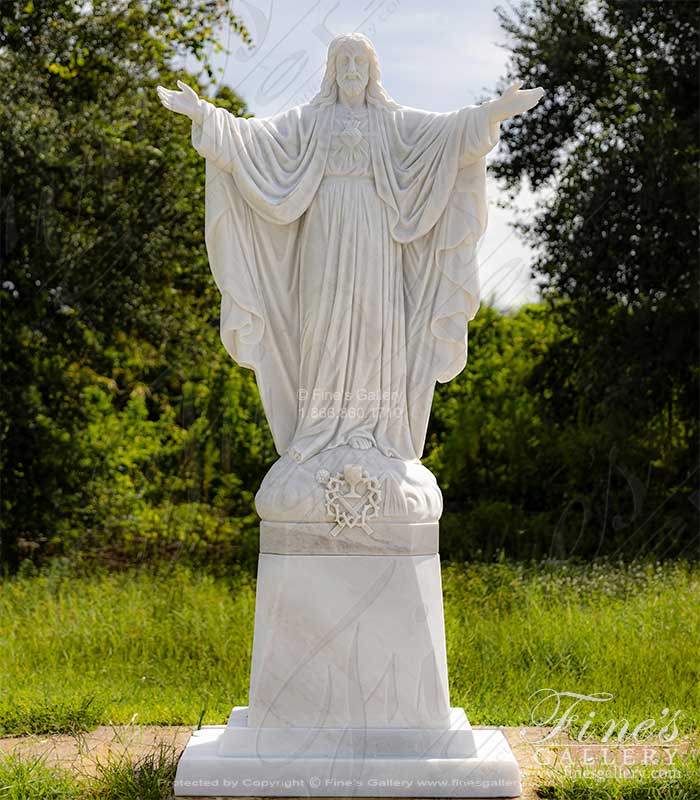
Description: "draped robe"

(192, 97), (499, 463)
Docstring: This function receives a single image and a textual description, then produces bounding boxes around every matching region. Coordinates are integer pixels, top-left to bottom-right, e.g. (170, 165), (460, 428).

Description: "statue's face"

(335, 42), (370, 97)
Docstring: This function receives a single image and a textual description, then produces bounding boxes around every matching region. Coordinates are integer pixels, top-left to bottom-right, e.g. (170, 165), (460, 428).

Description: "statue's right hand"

(156, 80), (203, 125)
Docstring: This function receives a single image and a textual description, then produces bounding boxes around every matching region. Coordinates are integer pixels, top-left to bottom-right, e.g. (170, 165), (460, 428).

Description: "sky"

(203, 0), (540, 310)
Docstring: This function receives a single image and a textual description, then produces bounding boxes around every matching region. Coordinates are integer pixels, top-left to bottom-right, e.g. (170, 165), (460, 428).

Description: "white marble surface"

(174, 724), (521, 797)
(260, 521), (438, 555)
(255, 446), (443, 526)
(157, 34), (544, 471)
(218, 706), (475, 758)
(248, 553), (450, 729)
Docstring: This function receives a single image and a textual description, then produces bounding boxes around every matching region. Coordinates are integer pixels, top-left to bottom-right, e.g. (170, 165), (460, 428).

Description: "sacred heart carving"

(316, 464), (382, 537)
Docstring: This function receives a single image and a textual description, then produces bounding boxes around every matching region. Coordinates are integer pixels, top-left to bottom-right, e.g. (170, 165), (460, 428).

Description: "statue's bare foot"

(349, 435), (373, 450)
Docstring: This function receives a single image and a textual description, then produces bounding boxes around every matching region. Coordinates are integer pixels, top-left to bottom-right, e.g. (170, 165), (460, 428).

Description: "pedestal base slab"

(174, 709), (521, 798)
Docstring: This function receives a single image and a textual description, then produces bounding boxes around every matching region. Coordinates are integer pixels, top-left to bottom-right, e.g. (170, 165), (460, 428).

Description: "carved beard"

(338, 75), (367, 97)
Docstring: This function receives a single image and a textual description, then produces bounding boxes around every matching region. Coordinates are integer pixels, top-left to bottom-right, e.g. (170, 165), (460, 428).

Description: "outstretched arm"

(456, 81), (544, 167)
(459, 82), (544, 168)
(157, 80), (240, 170)
(156, 80), (204, 125)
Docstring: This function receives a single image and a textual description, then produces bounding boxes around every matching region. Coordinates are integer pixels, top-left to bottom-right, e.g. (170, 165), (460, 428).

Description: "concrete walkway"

(0, 725), (695, 799)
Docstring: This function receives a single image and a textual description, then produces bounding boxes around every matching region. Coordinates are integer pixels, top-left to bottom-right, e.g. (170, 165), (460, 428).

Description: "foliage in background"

(0, 0), (271, 571)
(489, 0), (699, 553)
(431, 304), (699, 561)
(0, 0), (697, 571)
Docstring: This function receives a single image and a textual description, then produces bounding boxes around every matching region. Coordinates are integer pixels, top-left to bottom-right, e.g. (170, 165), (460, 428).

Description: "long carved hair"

(310, 33), (401, 110)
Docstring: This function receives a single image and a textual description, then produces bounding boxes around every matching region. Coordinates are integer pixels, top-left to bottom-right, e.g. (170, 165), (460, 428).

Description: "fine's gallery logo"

(524, 688), (682, 745)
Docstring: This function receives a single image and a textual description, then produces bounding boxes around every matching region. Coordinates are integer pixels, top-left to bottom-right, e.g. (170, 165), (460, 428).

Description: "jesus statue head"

(310, 33), (400, 110)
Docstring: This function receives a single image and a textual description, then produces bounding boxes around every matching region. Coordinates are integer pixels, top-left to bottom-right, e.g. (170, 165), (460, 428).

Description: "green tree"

(0, 1), (266, 570)
(487, 0), (699, 552)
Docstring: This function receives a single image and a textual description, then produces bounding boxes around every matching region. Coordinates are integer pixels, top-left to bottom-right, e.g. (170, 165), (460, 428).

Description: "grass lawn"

(1, 750), (699, 800)
(536, 753), (700, 799)
(1, 560), (698, 738)
(0, 749), (178, 800)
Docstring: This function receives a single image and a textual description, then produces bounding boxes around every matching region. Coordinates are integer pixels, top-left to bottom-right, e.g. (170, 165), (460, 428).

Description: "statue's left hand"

(489, 81), (545, 124)
(156, 80), (204, 125)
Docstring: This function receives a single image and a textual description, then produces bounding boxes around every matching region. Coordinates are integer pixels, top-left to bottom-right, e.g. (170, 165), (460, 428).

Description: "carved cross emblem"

(316, 464), (382, 537)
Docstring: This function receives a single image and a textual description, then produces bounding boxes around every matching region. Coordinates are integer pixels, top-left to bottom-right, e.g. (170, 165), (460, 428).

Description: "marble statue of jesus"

(158, 34), (543, 468)
(165, 35), (545, 795)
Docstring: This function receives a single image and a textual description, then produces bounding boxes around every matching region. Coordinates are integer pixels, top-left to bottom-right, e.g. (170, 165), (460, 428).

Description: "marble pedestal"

(174, 710), (519, 797)
(175, 539), (521, 796)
